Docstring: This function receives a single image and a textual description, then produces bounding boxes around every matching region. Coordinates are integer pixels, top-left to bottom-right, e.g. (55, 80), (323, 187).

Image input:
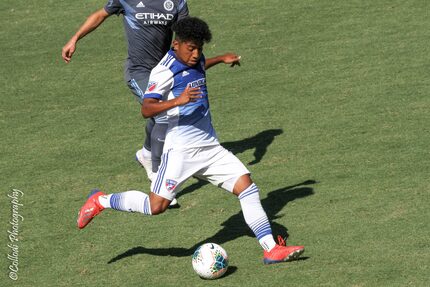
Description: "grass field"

(1, 0), (429, 286)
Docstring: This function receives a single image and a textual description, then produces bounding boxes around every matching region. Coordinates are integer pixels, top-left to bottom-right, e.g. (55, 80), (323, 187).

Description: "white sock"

(99, 190), (152, 215)
(98, 194), (112, 208)
(142, 147), (152, 159)
(238, 183), (276, 251)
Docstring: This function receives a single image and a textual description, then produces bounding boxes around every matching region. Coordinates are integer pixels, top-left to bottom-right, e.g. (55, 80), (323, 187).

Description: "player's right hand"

(62, 40), (77, 63)
(176, 87), (202, 106)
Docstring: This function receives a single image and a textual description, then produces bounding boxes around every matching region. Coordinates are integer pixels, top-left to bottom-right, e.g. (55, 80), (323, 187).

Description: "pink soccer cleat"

(263, 239), (304, 264)
(77, 189), (105, 229)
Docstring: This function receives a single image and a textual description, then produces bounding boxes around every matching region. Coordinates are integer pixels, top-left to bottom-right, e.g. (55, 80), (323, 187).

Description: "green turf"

(1, 0), (429, 286)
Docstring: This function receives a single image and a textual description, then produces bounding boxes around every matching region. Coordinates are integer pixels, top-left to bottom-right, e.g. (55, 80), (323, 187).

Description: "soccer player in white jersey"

(77, 17), (305, 264)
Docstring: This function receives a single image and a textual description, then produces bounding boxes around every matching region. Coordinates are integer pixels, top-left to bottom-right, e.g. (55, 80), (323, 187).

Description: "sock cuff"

(238, 183), (259, 200)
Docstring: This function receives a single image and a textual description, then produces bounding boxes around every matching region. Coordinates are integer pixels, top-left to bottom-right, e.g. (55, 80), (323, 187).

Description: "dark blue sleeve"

(177, 0), (189, 20)
(104, 0), (124, 15)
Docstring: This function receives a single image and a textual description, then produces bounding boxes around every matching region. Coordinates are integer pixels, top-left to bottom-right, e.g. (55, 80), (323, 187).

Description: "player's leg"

(149, 122), (180, 207)
(76, 148), (198, 228)
(101, 146), (184, 216)
(232, 175), (304, 264)
(76, 188), (170, 229)
(199, 145), (304, 264)
(126, 73), (155, 180)
(149, 122), (167, 174)
(136, 118), (155, 180)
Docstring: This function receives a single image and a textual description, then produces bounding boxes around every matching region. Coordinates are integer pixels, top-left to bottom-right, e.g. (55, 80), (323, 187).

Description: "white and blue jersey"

(144, 49), (219, 149)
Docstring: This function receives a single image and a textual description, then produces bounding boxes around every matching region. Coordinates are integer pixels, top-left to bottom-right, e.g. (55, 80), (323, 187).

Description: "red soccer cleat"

(263, 244), (305, 264)
(77, 189), (105, 229)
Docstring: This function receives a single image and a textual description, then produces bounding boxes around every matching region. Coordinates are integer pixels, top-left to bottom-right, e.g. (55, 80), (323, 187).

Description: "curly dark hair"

(172, 17), (212, 46)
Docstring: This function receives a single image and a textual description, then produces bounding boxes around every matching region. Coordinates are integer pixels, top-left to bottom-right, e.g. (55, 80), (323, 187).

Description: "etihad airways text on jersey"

(135, 13), (174, 20)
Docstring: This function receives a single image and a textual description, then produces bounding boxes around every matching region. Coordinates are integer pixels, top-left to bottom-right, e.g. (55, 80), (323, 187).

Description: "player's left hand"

(221, 53), (241, 67)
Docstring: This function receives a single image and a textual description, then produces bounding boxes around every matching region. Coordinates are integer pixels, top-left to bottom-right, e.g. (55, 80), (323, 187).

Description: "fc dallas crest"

(166, 179), (177, 192)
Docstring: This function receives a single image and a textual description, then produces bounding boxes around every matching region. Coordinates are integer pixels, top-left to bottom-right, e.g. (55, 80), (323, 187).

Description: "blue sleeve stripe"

(143, 93), (162, 99)
(178, 0), (187, 10)
(130, 79), (144, 99)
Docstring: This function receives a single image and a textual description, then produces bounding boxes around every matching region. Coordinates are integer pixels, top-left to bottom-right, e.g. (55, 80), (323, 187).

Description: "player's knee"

(149, 192), (171, 215)
(150, 205), (166, 215)
(233, 174), (253, 196)
(149, 200), (169, 215)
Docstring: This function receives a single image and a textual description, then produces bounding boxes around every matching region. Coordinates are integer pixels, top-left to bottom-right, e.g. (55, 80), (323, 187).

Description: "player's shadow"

(222, 128), (283, 166)
(176, 128), (284, 200)
(108, 180), (316, 264)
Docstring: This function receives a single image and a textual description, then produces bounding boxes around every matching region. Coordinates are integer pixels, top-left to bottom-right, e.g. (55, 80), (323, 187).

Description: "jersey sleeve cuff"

(143, 93), (163, 100)
(104, 5), (120, 16)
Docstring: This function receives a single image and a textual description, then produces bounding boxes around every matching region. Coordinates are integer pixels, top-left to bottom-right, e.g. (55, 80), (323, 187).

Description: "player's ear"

(172, 39), (179, 51)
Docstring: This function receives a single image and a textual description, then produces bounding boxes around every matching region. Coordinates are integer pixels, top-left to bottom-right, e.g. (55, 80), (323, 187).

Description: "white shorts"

(151, 145), (250, 200)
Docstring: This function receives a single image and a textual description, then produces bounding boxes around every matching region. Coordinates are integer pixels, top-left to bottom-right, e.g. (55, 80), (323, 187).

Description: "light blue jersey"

(144, 49), (219, 150)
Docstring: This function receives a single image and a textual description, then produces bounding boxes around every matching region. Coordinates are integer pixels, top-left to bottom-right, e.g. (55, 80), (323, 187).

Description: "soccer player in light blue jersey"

(77, 17), (305, 264)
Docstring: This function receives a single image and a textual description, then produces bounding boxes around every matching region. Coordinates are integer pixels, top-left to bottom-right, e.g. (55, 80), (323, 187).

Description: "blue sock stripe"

(249, 216), (267, 228)
(253, 223), (272, 240)
(256, 228), (272, 240)
(249, 216), (267, 230)
(110, 193), (123, 210)
(254, 222), (271, 235)
(238, 185), (259, 200)
(143, 196), (150, 215)
(238, 188), (258, 200)
(249, 217), (272, 239)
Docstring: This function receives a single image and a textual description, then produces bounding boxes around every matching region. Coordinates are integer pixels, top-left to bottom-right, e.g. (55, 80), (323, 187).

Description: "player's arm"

(141, 87), (202, 118)
(62, 8), (110, 63)
(205, 53), (241, 70)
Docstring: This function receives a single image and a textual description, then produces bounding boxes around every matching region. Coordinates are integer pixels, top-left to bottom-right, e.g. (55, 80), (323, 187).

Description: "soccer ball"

(192, 243), (228, 279)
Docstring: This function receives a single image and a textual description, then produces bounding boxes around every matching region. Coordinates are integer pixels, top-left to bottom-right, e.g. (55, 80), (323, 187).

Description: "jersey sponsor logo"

(166, 179), (177, 192)
(182, 70), (189, 77)
(187, 78), (206, 88)
(135, 12), (174, 21)
(164, 0), (174, 11)
(136, 1), (145, 7)
(135, 12), (173, 25)
(147, 81), (157, 92)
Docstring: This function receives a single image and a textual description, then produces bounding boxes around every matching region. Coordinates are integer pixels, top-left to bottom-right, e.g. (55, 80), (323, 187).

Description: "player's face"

(173, 40), (203, 67)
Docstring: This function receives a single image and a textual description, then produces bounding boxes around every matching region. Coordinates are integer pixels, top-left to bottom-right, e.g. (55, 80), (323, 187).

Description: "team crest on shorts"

(166, 179), (177, 192)
(163, 0), (174, 11)
(147, 81), (157, 92)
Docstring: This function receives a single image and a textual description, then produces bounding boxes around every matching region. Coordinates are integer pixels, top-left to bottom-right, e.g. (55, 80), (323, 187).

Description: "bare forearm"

(205, 53), (241, 70)
(205, 56), (224, 70)
(142, 87), (202, 118)
(141, 99), (179, 118)
(72, 9), (109, 42)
